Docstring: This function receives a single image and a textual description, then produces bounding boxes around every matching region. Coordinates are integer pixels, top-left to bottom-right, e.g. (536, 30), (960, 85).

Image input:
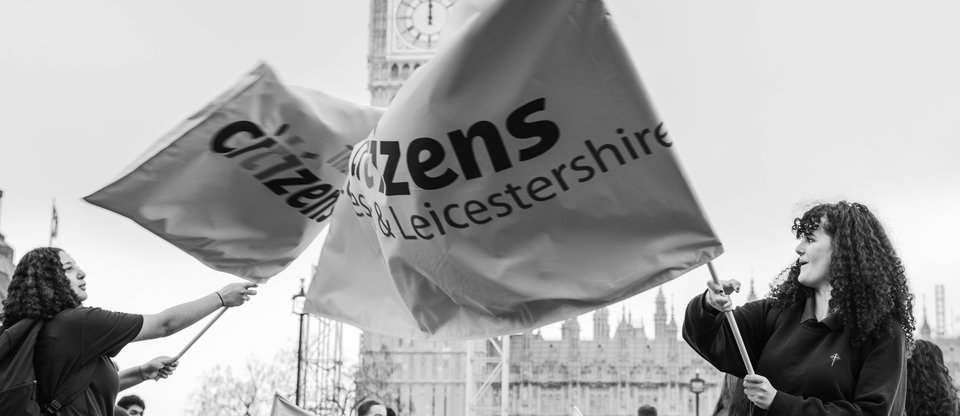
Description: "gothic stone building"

(359, 289), (725, 416)
(0, 193), (15, 301)
(0, 233), (13, 301)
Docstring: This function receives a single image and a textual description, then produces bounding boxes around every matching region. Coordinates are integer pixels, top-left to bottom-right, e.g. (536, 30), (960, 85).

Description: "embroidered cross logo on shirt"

(830, 353), (841, 367)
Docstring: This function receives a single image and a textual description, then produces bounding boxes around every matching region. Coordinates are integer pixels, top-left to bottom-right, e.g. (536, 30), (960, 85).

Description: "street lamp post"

(291, 278), (307, 407)
(690, 370), (705, 416)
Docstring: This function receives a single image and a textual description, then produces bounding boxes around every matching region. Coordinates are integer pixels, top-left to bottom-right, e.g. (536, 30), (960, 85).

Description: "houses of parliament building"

(359, 288), (730, 416)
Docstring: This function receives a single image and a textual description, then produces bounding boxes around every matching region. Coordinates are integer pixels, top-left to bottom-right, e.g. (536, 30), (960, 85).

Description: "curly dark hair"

(1, 247), (81, 328)
(906, 340), (960, 416)
(768, 201), (915, 348)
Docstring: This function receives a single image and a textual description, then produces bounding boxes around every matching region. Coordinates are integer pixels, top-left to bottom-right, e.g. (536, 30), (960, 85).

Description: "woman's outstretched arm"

(133, 282), (257, 341)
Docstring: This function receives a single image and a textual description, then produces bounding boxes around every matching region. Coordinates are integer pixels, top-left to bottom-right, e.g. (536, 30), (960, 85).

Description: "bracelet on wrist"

(215, 291), (225, 306)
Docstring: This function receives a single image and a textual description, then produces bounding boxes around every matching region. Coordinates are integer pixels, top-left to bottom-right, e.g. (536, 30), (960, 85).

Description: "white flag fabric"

(270, 394), (313, 416)
(305, 0), (722, 339)
(85, 63), (383, 280)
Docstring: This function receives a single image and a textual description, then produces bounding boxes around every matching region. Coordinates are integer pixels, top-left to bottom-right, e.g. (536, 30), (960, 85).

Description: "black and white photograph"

(2, 1), (959, 415)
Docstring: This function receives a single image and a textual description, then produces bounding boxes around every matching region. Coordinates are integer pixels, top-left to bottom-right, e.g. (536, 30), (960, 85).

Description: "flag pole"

(49, 199), (58, 246)
(707, 262), (755, 375)
(173, 307), (228, 361)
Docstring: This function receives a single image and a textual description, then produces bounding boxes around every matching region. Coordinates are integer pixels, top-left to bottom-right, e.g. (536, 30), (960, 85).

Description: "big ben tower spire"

(654, 287), (667, 339)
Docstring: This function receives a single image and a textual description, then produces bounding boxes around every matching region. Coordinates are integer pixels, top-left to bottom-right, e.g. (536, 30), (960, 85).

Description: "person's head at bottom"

(637, 404), (657, 416)
(356, 399), (387, 416)
(117, 395), (145, 416)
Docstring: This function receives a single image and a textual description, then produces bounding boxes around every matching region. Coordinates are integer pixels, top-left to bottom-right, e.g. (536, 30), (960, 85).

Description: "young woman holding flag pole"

(684, 201), (914, 415)
(1, 247), (257, 415)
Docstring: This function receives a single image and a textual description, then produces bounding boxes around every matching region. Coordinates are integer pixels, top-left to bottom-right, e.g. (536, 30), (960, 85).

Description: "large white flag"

(85, 63), (383, 280)
(305, 0), (722, 339)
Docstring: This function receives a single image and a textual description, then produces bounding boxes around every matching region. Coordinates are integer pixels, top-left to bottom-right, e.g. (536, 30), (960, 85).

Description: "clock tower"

(368, 0), (456, 106)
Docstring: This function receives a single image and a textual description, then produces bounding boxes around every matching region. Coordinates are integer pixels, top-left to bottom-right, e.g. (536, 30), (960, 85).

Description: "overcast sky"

(2, 1), (959, 414)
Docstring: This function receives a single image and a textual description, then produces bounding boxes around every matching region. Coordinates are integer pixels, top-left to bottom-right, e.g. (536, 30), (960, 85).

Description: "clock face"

(395, 0), (455, 49)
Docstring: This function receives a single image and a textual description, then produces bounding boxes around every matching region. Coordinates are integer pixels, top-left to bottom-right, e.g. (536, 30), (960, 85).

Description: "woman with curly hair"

(1, 247), (258, 416)
(683, 201), (914, 415)
(906, 339), (959, 416)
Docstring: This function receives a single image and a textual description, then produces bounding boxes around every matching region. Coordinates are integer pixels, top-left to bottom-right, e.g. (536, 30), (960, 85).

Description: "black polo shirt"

(683, 293), (906, 415)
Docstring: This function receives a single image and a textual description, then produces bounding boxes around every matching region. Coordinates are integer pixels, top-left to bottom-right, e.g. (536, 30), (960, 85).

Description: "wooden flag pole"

(173, 307), (228, 361)
(707, 262), (755, 375)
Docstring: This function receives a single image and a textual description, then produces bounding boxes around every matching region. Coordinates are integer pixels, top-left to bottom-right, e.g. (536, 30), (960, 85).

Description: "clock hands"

(428, 0), (434, 26)
(397, 0), (448, 48)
